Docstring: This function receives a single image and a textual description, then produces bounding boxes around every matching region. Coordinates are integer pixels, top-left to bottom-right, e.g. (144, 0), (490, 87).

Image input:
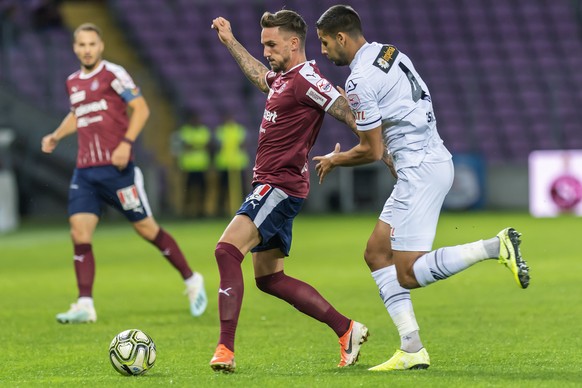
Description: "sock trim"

(216, 242), (244, 263)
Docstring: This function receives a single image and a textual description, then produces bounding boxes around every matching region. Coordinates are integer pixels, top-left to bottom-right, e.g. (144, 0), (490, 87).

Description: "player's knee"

(255, 271), (284, 295)
(364, 246), (393, 269)
(255, 276), (275, 295)
(134, 219), (159, 241)
(70, 227), (90, 244)
(255, 277), (270, 294)
(397, 269), (418, 289)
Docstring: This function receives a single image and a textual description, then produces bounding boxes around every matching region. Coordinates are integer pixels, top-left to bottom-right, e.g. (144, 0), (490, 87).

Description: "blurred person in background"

(41, 23), (207, 323)
(208, 10), (368, 373)
(171, 111), (212, 218)
(314, 5), (530, 371)
(214, 112), (249, 216)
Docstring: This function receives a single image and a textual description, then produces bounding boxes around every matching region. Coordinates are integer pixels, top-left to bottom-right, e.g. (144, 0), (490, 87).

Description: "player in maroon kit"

(41, 23), (207, 323)
(208, 10), (369, 373)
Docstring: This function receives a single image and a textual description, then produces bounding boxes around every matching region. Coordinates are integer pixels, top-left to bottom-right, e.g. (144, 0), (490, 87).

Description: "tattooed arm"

(212, 17), (269, 93)
(314, 87), (384, 183)
(326, 94), (359, 138)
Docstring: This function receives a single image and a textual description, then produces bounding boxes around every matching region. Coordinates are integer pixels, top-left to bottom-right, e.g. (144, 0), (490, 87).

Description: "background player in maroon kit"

(41, 23), (207, 323)
(208, 10), (368, 373)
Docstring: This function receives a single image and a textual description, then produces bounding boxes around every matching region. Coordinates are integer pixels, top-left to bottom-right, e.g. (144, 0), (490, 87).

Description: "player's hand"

(111, 142), (132, 170)
(41, 133), (59, 153)
(211, 17), (234, 45)
(312, 143), (341, 184)
(336, 86), (348, 100)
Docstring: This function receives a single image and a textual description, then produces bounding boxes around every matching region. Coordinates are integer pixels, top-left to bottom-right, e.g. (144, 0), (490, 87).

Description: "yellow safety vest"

(178, 124), (211, 171)
(215, 122), (249, 170)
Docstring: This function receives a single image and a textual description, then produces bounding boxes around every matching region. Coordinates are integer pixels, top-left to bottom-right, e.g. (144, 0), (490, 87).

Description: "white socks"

(372, 238), (501, 352)
(372, 265), (423, 352)
(412, 239), (496, 287)
(77, 296), (94, 308)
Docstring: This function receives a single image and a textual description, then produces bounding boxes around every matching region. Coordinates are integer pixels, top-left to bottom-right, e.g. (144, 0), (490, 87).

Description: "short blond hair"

(74, 23), (103, 41)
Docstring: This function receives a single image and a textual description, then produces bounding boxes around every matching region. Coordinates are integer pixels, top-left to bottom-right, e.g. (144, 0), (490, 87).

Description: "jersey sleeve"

(347, 77), (382, 131)
(295, 62), (340, 111)
(108, 64), (142, 103)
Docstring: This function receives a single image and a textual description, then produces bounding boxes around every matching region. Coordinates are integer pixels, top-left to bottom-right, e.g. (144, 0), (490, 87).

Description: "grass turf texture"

(1, 212), (580, 387)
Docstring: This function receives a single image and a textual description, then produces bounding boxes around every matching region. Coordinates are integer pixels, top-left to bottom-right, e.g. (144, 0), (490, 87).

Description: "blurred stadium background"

(1, 0), (582, 227)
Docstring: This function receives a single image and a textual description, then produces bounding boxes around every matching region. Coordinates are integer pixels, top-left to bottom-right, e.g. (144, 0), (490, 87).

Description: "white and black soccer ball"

(109, 329), (156, 376)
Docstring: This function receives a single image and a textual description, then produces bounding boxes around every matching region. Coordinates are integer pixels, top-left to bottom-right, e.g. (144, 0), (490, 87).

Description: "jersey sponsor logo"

(347, 93), (361, 110)
(268, 81), (287, 100)
(273, 80), (288, 94)
(77, 115), (104, 128)
(355, 111), (366, 120)
(346, 80), (358, 92)
(116, 184), (143, 211)
(70, 90), (86, 105)
(263, 109), (277, 123)
(316, 78), (332, 93)
(112, 67), (137, 90)
(373, 45), (399, 73)
(75, 99), (108, 117)
(306, 87), (326, 107)
(111, 79), (124, 94)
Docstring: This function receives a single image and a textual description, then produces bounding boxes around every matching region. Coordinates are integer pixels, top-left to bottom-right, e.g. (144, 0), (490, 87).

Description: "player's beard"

(269, 60), (284, 73)
(269, 52), (291, 73)
(81, 61), (99, 71)
(330, 52), (350, 67)
(81, 57), (101, 71)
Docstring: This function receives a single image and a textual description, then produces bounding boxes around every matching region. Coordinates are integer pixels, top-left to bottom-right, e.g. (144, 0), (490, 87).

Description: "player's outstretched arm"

(211, 17), (269, 93)
(312, 126), (384, 183)
(41, 112), (77, 153)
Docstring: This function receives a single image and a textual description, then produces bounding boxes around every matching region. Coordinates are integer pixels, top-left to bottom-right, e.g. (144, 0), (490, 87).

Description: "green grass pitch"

(1, 212), (581, 387)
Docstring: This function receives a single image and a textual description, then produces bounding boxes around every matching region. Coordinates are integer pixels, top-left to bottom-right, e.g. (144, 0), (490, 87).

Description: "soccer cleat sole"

(338, 322), (369, 367)
(210, 363), (235, 373)
(56, 317), (96, 324)
(346, 329), (369, 367)
(409, 363), (430, 370)
(506, 228), (530, 289)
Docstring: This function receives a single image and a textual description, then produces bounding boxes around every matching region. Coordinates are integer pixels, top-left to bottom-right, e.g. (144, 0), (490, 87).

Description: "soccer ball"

(109, 329), (157, 376)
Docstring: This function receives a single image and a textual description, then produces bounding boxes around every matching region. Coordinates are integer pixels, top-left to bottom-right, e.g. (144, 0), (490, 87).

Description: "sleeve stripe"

(358, 118), (381, 127)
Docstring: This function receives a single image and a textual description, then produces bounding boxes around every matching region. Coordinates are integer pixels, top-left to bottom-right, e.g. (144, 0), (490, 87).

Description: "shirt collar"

(350, 43), (370, 70)
(79, 60), (105, 80)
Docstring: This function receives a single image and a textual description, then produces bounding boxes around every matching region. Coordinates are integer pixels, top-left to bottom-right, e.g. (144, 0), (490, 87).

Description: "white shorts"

(380, 159), (454, 251)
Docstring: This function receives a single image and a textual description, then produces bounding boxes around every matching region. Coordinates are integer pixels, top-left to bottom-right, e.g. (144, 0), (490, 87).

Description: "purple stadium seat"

(5, 0), (578, 163)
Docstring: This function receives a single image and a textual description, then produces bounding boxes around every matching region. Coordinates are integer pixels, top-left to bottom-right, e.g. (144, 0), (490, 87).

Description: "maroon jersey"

(253, 61), (340, 198)
(66, 60), (141, 168)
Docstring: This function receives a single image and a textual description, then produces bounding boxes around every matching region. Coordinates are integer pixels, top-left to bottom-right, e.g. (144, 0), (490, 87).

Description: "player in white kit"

(314, 5), (530, 371)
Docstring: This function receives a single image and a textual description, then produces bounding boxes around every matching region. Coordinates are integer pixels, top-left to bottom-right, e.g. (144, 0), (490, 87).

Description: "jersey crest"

(373, 45), (399, 73)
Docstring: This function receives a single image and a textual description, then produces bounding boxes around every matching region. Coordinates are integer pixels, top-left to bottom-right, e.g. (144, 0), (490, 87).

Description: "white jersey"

(346, 42), (451, 170)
